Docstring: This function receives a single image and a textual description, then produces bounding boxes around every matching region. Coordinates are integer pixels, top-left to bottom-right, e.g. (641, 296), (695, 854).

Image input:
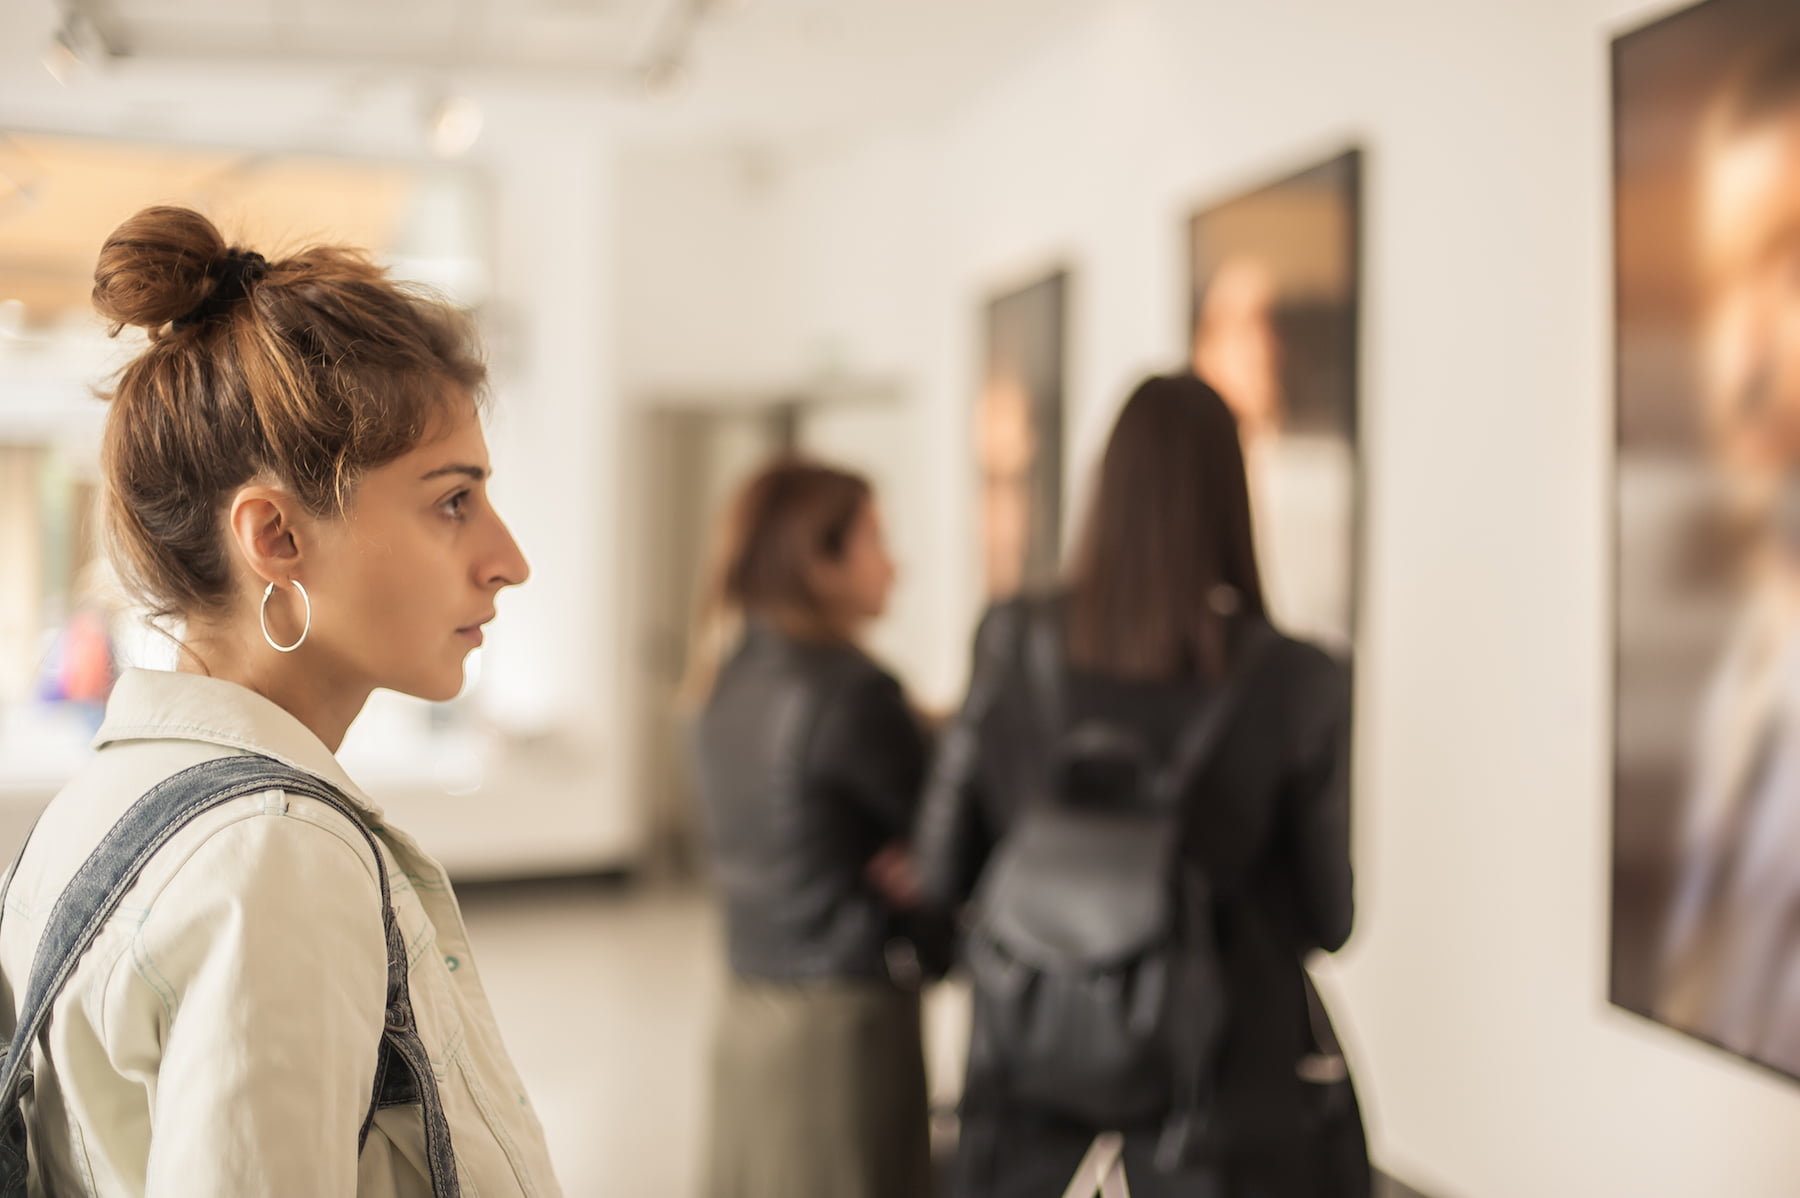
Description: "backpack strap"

(1152, 622), (1282, 806)
(0, 755), (461, 1197)
(1153, 622), (1281, 1173)
(0, 818), (43, 1027)
(1023, 604), (1279, 801)
(1023, 598), (1070, 742)
(1014, 605), (1285, 1171)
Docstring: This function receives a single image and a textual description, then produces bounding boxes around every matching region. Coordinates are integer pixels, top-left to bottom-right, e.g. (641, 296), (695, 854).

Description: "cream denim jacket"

(0, 669), (563, 1197)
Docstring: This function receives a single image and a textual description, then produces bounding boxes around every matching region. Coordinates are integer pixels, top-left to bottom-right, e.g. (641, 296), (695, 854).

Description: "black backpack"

(965, 606), (1276, 1172)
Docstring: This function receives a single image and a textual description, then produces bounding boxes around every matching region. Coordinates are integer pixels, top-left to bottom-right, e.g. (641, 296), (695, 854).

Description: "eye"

(441, 489), (471, 521)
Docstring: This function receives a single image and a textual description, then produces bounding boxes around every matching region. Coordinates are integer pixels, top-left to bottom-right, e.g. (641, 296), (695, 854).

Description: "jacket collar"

(94, 668), (384, 818)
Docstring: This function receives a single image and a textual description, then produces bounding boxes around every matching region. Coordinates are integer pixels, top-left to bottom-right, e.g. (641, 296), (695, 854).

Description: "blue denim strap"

(0, 754), (460, 1196)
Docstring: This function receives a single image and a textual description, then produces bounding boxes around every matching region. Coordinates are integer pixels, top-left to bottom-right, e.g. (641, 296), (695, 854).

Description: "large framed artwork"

(1612, 0), (1800, 1079)
(1187, 149), (1361, 656)
(979, 270), (1069, 601)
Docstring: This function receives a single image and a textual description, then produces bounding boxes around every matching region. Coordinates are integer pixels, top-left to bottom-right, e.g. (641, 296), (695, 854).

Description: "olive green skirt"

(705, 975), (933, 1198)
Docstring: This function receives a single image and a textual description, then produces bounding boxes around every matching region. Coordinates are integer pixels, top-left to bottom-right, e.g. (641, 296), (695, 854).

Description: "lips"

(456, 613), (496, 644)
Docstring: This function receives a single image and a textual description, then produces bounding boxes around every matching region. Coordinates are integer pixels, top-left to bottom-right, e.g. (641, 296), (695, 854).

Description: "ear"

(226, 484), (309, 586)
(798, 547), (832, 594)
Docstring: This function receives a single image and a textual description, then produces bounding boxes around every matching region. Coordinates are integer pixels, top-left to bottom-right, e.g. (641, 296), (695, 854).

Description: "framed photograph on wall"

(1186, 148), (1361, 657)
(978, 269), (1069, 601)
(1612, 0), (1800, 1080)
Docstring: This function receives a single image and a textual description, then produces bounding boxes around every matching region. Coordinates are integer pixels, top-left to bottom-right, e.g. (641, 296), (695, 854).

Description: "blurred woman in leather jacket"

(687, 458), (935, 1198)
(915, 375), (1369, 1198)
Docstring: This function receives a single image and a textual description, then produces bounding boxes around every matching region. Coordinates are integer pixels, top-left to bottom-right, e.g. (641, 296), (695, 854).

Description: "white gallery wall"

(616, 0), (1800, 1193)
(0, 10), (646, 874)
(9, 0), (1800, 1185)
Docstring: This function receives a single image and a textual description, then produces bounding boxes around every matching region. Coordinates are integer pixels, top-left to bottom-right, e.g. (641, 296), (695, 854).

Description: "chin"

(424, 673), (467, 704)
(397, 666), (467, 705)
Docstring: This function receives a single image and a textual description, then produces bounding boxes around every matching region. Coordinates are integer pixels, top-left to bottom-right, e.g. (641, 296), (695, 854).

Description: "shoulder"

(806, 642), (906, 715)
(977, 593), (1053, 637)
(125, 790), (390, 999)
(1253, 628), (1351, 736)
(970, 593), (1057, 665)
(70, 751), (389, 916)
(18, 748), (383, 911)
(125, 797), (391, 1043)
(1262, 630), (1345, 687)
(1, 754), (390, 1025)
(142, 785), (386, 918)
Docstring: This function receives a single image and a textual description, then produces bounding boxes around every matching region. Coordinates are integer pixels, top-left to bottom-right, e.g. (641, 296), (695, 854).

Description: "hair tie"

(173, 249), (269, 330)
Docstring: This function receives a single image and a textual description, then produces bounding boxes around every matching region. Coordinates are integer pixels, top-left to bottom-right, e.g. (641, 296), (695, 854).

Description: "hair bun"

(92, 206), (233, 333)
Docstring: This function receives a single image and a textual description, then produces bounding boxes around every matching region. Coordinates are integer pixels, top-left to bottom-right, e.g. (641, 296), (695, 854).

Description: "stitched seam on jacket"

(92, 733), (383, 817)
(407, 927), (438, 972)
(129, 932), (178, 1023)
(273, 800), (389, 892)
(108, 792), (384, 914)
(120, 800), (389, 1038)
(430, 1027), (465, 1083)
(65, 1102), (99, 1198)
(457, 1047), (537, 1198)
(92, 907), (149, 1052)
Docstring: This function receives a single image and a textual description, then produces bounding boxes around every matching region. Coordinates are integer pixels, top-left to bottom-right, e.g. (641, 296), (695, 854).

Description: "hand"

(909, 701), (952, 734)
(865, 842), (923, 910)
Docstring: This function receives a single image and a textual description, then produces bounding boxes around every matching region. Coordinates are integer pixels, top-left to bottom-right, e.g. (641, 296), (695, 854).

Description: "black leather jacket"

(691, 624), (929, 982)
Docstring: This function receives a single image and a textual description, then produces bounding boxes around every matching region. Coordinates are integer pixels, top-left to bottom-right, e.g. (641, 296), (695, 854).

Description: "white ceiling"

(9, 0), (1100, 151)
(71, 0), (675, 77)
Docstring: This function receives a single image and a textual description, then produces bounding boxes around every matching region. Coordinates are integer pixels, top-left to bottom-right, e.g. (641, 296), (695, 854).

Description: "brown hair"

(684, 457), (873, 701)
(92, 205), (485, 622)
(1708, 36), (1800, 141)
(1066, 373), (1266, 681)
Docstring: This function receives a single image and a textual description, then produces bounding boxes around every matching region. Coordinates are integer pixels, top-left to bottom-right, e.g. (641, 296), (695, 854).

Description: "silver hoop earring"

(260, 579), (311, 653)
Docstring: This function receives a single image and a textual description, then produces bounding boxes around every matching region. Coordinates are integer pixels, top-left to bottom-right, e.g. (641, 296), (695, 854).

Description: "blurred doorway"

(628, 403), (794, 877)
(626, 383), (911, 878)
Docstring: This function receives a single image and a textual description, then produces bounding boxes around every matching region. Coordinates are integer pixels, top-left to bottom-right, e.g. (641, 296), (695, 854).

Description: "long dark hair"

(1066, 373), (1266, 681)
(684, 457), (874, 701)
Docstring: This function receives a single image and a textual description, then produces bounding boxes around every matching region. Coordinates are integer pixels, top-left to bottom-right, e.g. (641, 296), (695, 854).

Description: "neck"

(177, 622), (369, 754)
(763, 605), (863, 648)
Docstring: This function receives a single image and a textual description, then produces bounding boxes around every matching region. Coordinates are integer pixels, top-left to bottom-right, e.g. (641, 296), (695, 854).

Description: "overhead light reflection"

(41, 27), (83, 86)
(428, 95), (484, 160)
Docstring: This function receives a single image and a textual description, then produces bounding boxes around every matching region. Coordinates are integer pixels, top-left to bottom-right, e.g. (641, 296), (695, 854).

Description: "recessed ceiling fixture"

(427, 94), (484, 159)
(41, 24), (84, 86)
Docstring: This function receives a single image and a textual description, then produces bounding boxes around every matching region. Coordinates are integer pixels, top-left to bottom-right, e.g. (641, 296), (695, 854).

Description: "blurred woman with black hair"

(917, 374), (1368, 1198)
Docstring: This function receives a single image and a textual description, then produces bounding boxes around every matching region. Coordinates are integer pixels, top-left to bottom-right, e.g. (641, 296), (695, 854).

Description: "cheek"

(865, 549), (895, 595)
(328, 543), (452, 653)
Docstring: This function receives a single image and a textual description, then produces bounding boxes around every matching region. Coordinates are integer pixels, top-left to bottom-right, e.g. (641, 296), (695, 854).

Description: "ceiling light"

(428, 96), (484, 160)
(41, 27), (83, 86)
(640, 55), (690, 95)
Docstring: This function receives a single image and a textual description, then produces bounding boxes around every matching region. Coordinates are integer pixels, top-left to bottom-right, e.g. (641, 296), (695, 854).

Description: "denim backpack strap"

(264, 769), (462, 1198)
(0, 817), (42, 1024)
(0, 754), (461, 1198)
(0, 835), (28, 1197)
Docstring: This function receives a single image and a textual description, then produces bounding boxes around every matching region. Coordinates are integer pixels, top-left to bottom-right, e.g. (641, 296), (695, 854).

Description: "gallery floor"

(459, 876), (1430, 1198)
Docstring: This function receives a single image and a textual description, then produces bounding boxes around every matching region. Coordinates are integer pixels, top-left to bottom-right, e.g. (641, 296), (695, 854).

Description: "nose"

(486, 513), (531, 590)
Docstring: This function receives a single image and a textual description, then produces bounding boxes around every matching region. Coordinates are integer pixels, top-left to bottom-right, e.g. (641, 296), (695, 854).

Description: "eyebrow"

(420, 463), (489, 483)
